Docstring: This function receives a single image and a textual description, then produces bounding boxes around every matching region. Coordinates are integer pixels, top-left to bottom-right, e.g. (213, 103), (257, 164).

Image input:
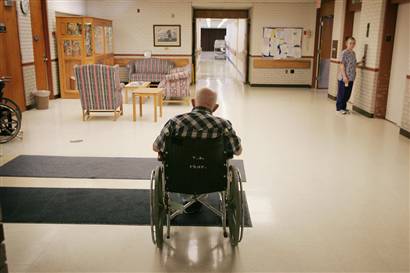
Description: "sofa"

(127, 58), (175, 83)
(159, 64), (192, 103)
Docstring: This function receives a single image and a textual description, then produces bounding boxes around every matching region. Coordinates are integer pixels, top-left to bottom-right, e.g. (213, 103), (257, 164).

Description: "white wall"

(248, 2), (316, 85)
(249, 2), (316, 57)
(226, 19), (247, 81)
(86, 0), (192, 55)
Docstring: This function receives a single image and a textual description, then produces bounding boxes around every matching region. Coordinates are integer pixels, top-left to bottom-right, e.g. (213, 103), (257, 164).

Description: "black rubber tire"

(227, 166), (243, 246)
(0, 104), (21, 144)
(152, 167), (165, 248)
(0, 98), (21, 119)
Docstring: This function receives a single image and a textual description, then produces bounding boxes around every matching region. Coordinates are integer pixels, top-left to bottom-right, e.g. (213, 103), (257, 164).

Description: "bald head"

(193, 88), (218, 112)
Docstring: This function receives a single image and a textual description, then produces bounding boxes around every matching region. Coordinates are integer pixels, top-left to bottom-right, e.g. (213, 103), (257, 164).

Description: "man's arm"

(225, 121), (242, 156)
(153, 120), (173, 153)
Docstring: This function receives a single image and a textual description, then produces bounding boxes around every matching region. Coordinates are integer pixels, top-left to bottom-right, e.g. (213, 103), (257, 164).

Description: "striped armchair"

(159, 65), (191, 104)
(74, 64), (123, 121)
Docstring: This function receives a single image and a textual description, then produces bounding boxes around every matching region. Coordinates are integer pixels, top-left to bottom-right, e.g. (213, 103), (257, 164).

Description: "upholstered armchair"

(74, 64), (123, 121)
(159, 65), (191, 104)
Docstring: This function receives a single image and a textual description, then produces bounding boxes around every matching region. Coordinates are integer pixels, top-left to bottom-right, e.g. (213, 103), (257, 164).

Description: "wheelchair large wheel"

(226, 166), (244, 246)
(150, 166), (165, 248)
(0, 97), (21, 119)
(0, 104), (21, 144)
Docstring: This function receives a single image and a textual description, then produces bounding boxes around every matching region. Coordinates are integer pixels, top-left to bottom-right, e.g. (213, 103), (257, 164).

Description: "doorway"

(317, 15), (334, 89)
(30, 0), (53, 97)
(315, 0), (334, 89)
(0, 1), (26, 110)
(192, 9), (249, 83)
(201, 28), (226, 52)
(386, 2), (409, 124)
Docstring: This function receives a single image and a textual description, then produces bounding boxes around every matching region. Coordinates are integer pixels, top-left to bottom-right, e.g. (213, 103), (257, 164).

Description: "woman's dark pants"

(336, 80), (354, 111)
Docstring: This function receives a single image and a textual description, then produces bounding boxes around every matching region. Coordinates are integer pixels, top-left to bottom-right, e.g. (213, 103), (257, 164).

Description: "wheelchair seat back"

(163, 136), (228, 194)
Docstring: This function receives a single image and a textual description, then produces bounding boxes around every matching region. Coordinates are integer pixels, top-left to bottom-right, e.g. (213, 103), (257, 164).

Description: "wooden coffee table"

(123, 81), (150, 103)
(132, 88), (163, 122)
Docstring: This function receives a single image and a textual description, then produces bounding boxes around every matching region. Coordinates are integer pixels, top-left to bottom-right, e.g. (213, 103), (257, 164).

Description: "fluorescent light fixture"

(206, 18), (211, 28)
(217, 19), (227, 28)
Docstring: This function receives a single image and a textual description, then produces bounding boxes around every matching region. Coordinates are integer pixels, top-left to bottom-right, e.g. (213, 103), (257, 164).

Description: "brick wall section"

(400, 37), (410, 132)
(22, 66), (36, 105)
(402, 79), (410, 132)
(348, 0), (386, 115)
(328, 0), (346, 97)
(328, 63), (339, 97)
(354, 69), (379, 112)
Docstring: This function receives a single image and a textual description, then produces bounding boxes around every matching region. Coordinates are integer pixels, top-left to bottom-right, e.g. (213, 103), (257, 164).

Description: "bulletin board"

(262, 27), (303, 58)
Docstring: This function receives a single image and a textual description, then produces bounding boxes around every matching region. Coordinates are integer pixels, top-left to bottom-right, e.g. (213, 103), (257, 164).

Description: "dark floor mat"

(0, 187), (252, 227)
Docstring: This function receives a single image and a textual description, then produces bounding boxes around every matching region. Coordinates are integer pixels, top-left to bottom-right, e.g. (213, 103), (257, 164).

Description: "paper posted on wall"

(261, 27), (303, 58)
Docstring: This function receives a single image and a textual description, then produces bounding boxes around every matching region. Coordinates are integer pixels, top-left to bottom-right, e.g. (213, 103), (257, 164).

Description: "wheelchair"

(150, 136), (244, 248)
(0, 77), (22, 144)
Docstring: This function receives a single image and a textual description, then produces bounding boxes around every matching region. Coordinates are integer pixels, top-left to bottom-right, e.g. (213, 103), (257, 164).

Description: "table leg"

(159, 94), (163, 117)
(154, 95), (157, 122)
(132, 94), (136, 122)
(139, 96), (143, 117)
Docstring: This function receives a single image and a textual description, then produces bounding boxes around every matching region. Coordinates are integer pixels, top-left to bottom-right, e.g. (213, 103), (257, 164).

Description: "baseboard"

(250, 84), (311, 88)
(53, 94), (61, 99)
(352, 105), (374, 118)
(327, 93), (336, 100)
(399, 128), (410, 139)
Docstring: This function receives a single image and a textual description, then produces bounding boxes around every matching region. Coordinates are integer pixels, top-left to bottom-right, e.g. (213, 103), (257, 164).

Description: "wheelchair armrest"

(225, 151), (234, 160)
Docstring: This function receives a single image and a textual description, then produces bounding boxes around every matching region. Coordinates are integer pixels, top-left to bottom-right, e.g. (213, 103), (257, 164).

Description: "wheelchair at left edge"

(150, 136), (245, 248)
(0, 77), (22, 144)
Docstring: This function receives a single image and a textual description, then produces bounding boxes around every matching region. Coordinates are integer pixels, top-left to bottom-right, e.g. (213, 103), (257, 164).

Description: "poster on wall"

(262, 27), (303, 58)
(153, 25), (181, 47)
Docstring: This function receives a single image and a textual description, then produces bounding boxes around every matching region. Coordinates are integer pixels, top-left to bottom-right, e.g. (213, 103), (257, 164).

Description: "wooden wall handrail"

(253, 58), (311, 69)
(114, 57), (190, 67)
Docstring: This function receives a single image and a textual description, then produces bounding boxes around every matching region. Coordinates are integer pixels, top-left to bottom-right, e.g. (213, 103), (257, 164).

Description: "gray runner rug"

(0, 155), (246, 181)
(0, 187), (252, 227)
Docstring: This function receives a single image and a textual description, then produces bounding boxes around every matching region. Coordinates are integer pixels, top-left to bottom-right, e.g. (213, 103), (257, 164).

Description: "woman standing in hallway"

(336, 37), (364, 115)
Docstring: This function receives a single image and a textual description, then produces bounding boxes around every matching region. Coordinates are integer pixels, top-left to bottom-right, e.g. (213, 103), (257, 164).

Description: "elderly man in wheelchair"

(151, 88), (244, 247)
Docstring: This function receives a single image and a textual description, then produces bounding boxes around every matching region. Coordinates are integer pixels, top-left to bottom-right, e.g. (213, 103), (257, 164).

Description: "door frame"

(192, 9), (250, 83)
(30, 0), (53, 99)
(316, 15), (334, 89)
(373, 0), (401, 118)
(0, 0), (26, 110)
(313, 0), (334, 89)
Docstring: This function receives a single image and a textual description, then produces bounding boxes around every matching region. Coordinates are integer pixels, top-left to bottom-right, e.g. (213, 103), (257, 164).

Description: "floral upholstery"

(128, 58), (175, 82)
(159, 65), (192, 100)
(74, 64), (123, 111)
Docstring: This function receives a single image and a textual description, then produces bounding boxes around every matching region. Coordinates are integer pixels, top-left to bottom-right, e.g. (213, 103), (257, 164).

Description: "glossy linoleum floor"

(1, 53), (409, 273)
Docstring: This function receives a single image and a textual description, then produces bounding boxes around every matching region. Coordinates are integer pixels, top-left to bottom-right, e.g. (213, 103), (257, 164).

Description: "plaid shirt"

(153, 106), (242, 154)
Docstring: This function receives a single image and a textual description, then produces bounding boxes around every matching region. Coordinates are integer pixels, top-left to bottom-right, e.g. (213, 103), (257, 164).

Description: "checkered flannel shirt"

(153, 106), (242, 154)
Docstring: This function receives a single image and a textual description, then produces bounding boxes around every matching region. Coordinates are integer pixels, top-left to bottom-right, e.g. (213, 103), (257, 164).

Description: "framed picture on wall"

(153, 25), (181, 47)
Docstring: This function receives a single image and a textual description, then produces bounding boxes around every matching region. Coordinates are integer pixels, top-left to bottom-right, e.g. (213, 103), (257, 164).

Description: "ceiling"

(198, 18), (238, 29)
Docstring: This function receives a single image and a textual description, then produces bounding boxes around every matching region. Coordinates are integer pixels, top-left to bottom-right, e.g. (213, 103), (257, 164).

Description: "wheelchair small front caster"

(223, 231), (228, 238)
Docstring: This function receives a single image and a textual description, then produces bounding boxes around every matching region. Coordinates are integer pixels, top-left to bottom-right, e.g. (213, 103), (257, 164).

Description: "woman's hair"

(345, 36), (356, 42)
